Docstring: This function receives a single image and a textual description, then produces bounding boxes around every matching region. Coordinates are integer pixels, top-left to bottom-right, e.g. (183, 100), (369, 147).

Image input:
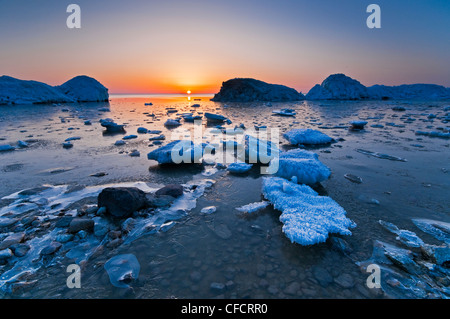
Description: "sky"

(0, 0), (449, 94)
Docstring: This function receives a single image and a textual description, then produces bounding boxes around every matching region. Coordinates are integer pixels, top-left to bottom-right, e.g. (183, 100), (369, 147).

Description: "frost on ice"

(269, 148), (331, 185)
(262, 177), (355, 245)
(104, 254), (140, 288)
(283, 129), (333, 146)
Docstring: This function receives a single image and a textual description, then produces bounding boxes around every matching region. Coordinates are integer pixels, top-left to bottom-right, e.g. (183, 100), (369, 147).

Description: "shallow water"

(0, 96), (449, 298)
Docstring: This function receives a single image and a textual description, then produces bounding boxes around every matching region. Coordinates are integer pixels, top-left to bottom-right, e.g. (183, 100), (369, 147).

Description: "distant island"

(0, 75), (109, 105)
(212, 74), (450, 102)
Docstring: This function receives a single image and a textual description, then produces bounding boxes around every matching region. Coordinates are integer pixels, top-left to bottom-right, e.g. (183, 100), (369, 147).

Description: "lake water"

(0, 95), (449, 298)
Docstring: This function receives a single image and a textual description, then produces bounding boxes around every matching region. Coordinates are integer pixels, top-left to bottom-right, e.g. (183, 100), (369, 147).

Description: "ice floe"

(235, 201), (269, 214)
(262, 177), (355, 245)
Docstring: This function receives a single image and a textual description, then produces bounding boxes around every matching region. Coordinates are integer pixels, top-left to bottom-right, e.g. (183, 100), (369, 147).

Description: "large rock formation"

(0, 75), (109, 105)
(306, 74), (370, 100)
(367, 84), (450, 100)
(211, 78), (304, 102)
(306, 73), (450, 100)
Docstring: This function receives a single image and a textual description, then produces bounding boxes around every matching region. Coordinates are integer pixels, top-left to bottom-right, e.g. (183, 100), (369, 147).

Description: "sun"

(187, 90), (191, 94)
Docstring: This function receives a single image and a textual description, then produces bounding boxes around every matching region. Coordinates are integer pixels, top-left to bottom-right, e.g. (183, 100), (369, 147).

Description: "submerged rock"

(98, 187), (148, 218)
(211, 78), (304, 102)
(68, 218), (95, 234)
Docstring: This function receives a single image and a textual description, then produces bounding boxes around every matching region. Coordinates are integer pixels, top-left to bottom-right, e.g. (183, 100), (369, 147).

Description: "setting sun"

(187, 90), (191, 94)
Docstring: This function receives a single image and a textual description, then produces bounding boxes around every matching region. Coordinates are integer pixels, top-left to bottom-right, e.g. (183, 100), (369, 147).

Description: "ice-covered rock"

(262, 177), (355, 245)
(147, 140), (209, 164)
(0, 75), (109, 105)
(236, 201), (269, 214)
(367, 84), (450, 100)
(283, 128), (333, 145)
(211, 78), (304, 102)
(56, 75), (109, 102)
(0, 76), (72, 105)
(104, 254), (140, 288)
(306, 74), (370, 100)
(269, 149), (331, 185)
(227, 162), (253, 174)
(412, 219), (450, 244)
(349, 120), (368, 130)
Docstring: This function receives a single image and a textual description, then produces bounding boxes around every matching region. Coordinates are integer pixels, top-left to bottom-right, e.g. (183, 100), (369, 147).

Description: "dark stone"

(98, 187), (148, 218)
(40, 241), (62, 255)
(10, 243), (30, 257)
(68, 218), (94, 233)
(155, 184), (184, 198)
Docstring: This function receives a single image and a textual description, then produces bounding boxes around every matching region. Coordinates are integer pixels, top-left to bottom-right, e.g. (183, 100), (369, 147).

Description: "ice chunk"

(269, 149), (331, 185)
(164, 119), (182, 127)
(104, 254), (140, 288)
(0, 144), (15, 152)
(211, 78), (304, 102)
(147, 140), (210, 164)
(227, 162), (253, 174)
(378, 220), (424, 248)
(283, 129), (333, 145)
(236, 201), (269, 214)
(204, 112), (232, 124)
(100, 118), (125, 133)
(356, 149), (407, 162)
(262, 177), (355, 245)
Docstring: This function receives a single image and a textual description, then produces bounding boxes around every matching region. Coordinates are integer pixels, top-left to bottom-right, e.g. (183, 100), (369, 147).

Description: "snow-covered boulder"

(56, 75), (109, 102)
(0, 76), (72, 105)
(283, 128), (333, 145)
(269, 149), (331, 185)
(306, 74), (370, 100)
(367, 84), (450, 100)
(262, 177), (355, 245)
(211, 78), (304, 102)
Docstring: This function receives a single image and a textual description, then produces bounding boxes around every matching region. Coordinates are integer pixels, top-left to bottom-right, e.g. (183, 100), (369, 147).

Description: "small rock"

(10, 243), (30, 257)
(68, 218), (94, 234)
(55, 216), (73, 228)
(40, 241), (62, 255)
(56, 233), (74, 243)
(0, 248), (13, 260)
(155, 184), (184, 198)
(145, 194), (175, 208)
(98, 187), (148, 218)
(210, 282), (226, 292)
